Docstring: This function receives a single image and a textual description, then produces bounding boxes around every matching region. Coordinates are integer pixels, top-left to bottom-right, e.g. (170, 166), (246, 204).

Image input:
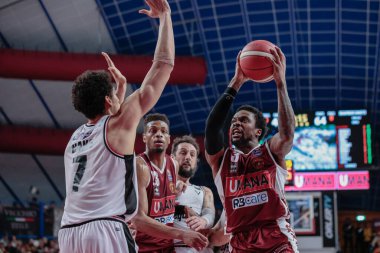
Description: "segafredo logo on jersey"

(150, 195), (176, 217)
(232, 191), (268, 209)
(225, 171), (271, 197)
(154, 214), (174, 225)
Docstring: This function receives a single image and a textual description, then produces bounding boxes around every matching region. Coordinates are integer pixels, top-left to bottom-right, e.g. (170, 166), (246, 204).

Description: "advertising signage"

(285, 171), (369, 191)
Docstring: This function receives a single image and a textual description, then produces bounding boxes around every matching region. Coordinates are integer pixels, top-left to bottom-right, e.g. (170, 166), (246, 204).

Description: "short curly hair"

(72, 70), (114, 119)
(236, 105), (268, 141)
(171, 135), (200, 156)
(143, 113), (170, 133)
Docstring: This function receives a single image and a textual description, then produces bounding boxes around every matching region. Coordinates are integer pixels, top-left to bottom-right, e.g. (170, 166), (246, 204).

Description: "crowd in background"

(0, 200), (61, 253)
(0, 236), (58, 253)
(342, 218), (380, 253)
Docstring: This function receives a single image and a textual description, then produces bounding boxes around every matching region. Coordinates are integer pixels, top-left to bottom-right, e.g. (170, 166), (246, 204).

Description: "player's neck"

(87, 115), (103, 125)
(178, 175), (190, 185)
(146, 150), (166, 169)
(236, 140), (259, 154)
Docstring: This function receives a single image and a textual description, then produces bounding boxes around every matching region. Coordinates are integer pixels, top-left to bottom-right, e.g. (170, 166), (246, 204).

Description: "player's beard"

(178, 165), (196, 179)
(151, 147), (165, 153)
(231, 135), (251, 147)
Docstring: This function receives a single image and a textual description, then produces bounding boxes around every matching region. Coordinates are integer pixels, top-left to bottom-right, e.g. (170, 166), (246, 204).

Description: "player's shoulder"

(201, 186), (212, 195)
(168, 155), (179, 172)
(136, 156), (149, 172)
(167, 154), (177, 165)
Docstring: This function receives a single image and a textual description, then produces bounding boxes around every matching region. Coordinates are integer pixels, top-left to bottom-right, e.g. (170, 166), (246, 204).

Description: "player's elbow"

(280, 124), (295, 142)
(280, 131), (294, 143)
(153, 60), (174, 72)
(131, 212), (145, 228)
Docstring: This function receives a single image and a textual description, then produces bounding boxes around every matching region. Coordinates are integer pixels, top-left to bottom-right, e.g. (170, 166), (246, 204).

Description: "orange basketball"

(239, 40), (276, 83)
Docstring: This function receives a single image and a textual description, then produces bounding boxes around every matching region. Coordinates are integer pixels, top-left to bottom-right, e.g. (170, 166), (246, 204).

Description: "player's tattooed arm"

(268, 47), (295, 162)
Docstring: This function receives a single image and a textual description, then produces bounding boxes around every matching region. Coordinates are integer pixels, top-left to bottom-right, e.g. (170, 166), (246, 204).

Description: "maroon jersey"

(215, 142), (298, 252)
(135, 153), (177, 252)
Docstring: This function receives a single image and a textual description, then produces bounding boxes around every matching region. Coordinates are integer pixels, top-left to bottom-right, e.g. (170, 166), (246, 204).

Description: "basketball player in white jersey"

(171, 135), (215, 253)
(58, 1), (174, 252)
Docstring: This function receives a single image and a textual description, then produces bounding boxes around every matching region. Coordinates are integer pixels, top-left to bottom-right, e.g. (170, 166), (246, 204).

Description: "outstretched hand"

(139, 0), (171, 18)
(268, 46), (286, 86)
(101, 52), (127, 86)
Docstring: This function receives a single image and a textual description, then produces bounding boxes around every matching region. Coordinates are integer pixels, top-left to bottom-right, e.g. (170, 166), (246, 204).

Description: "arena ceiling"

(0, 0), (379, 206)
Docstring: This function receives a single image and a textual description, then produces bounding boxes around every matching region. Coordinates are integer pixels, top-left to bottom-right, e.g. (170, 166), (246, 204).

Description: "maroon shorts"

(229, 222), (297, 253)
(139, 246), (175, 253)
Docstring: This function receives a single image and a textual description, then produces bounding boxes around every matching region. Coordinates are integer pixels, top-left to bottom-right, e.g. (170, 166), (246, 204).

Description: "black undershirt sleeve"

(205, 87), (237, 155)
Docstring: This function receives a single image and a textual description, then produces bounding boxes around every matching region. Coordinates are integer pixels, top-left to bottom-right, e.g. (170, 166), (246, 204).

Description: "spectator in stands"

(44, 201), (56, 236)
(0, 203), (4, 235)
(0, 238), (5, 253)
(371, 231), (380, 253)
(364, 221), (373, 253)
(355, 222), (364, 253)
(28, 197), (39, 210)
(343, 218), (354, 253)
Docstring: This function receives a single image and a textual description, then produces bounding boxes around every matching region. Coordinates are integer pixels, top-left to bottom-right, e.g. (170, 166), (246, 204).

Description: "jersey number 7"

(72, 155), (87, 192)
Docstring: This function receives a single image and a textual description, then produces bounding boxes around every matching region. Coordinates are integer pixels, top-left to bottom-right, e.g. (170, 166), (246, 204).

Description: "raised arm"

(131, 0), (175, 116)
(131, 157), (208, 250)
(267, 47), (295, 162)
(102, 52), (127, 104)
(107, 0), (174, 155)
(205, 52), (248, 177)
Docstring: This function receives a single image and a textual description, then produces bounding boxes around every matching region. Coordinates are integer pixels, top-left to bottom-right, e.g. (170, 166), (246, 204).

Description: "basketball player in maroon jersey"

(133, 114), (208, 253)
(204, 47), (299, 253)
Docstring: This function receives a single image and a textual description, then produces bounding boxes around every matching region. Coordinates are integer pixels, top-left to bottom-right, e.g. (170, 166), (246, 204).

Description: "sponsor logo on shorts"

(226, 171), (271, 197)
(154, 214), (174, 225)
(232, 191), (268, 209)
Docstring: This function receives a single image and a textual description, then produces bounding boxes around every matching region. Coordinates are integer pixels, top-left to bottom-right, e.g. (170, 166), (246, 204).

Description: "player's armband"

(201, 207), (215, 229)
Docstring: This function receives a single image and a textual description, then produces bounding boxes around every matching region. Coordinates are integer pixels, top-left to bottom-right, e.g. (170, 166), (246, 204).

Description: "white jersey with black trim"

(174, 184), (213, 253)
(61, 115), (138, 226)
(174, 184), (204, 230)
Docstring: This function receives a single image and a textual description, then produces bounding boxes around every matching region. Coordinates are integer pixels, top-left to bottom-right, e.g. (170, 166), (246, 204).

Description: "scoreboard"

(263, 109), (373, 172)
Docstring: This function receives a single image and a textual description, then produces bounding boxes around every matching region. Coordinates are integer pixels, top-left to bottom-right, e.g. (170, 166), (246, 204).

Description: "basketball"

(239, 40), (276, 83)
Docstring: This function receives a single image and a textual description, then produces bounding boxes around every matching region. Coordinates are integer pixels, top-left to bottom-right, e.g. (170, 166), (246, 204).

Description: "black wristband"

(224, 87), (237, 98)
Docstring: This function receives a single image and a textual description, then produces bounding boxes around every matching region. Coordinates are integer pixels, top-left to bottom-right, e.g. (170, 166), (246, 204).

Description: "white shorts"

(58, 218), (137, 253)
